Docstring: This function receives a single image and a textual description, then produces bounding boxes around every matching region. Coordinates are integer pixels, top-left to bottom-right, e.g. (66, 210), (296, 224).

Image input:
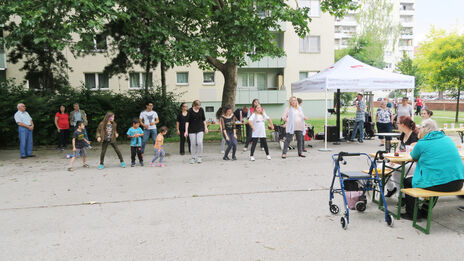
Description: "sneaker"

(220, 150), (225, 154)
(157, 163), (165, 167)
(88, 145), (93, 150)
(98, 164), (104, 170)
(121, 162), (126, 168)
(67, 167), (74, 172)
(266, 155), (271, 160)
(189, 158), (195, 164)
(83, 163), (89, 168)
(223, 156), (230, 161)
(140, 161), (144, 167)
(150, 162), (156, 167)
(243, 147), (248, 151)
(358, 140), (364, 144)
(250, 156), (255, 161)
(131, 163), (136, 167)
(232, 156), (237, 161)
(348, 139), (355, 142)
(458, 206), (464, 212)
(197, 158), (202, 164)
(261, 147), (264, 151)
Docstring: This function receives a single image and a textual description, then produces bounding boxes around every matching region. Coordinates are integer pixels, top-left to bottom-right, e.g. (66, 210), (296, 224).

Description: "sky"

(414, 0), (464, 46)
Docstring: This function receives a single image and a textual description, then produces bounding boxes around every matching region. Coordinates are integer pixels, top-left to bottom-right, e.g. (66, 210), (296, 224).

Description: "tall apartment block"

(3, 0), (335, 119)
(334, 0), (415, 71)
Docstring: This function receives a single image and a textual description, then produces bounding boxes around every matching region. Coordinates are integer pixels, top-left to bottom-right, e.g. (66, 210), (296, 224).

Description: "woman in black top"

(184, 100), (208, 164)
(176, 103), (190, 155)
(220, 105), (237, 160)
(386, 116), (419, 197)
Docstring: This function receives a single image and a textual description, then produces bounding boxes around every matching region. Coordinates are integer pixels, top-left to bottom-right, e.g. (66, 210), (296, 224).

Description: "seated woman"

(385, 116), (418, 197)
(402, 119), (464, 220)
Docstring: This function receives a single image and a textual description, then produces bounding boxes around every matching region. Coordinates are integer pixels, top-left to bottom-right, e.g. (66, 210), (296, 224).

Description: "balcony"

(335, 20), (357, 27)
(242, 56), (286, 68)
(236, 89), (287, 104)
(399, 9), (415, 16)
(334, 31), (355, 39)
(399, 45), (414, 51)
(400, 33), (414, 39)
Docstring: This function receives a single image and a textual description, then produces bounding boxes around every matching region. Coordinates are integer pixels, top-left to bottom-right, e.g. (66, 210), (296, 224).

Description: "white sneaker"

(197, 158), (202, 164)
(243, 147), (248, 151)
(261, 147), (264, 151)
(250, 156), (255, 161)
(266, 155), (271, 160)
(220, 150), (225, 154)
(189, 158), (195, 164)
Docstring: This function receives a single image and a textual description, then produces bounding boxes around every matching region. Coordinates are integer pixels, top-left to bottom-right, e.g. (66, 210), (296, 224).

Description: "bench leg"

(412, 196), (438, 235)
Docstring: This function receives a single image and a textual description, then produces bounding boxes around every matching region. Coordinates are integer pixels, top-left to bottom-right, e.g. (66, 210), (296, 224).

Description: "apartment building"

(3, 0), (335, 119)
(334, 0), (415, 71)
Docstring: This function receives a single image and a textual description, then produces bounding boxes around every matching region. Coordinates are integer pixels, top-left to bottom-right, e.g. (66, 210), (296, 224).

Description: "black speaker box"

(325, 125), (339, 142)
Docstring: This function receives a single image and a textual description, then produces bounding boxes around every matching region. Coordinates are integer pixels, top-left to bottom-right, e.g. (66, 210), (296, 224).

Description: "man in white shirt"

(14, 103), (35, 158)
(139, 101), (159, 153)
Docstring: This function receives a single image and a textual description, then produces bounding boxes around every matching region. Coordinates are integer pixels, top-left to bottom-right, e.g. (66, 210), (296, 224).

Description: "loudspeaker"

(325, 125), (339, 142)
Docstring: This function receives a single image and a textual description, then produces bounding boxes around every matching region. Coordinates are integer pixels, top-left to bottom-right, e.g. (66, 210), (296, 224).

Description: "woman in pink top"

(55, 105), (70, 150)
(281, 96), (307, 158)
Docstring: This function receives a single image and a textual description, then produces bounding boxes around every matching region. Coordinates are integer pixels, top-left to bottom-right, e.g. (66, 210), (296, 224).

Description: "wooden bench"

(401, 188), (464, 234)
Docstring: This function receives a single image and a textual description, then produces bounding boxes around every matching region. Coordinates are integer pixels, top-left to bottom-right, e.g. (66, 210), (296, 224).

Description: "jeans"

(244, 124), (252, 148)
(189, 132), (204, 159)
(18, 126), (33, 157)
(351, 120), (364, 141)
(100, 140), (124, 165)
(250, 138), (269, 156)
(152, 148), (165, 163)
(131, 146), (143, 164)
(224, 130), (237, 158)
(58, 129), (69, 148)
(179, 129), (191, 154)
(142, 128), (157, 153)
(282, 131), (304, 155)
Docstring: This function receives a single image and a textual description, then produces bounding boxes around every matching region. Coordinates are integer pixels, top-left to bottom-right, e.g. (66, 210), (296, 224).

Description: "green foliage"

(0, 81), (179, 147)
(395, 51), (422, 96)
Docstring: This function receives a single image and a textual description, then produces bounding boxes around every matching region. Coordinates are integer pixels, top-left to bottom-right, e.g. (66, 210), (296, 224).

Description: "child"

(68, 121), (90, 171)
(220, 105), (237, 160)
(96, 112), (126, 169)
(248, 105), (274, 161)
(127, 118), (144, 167)
(151, 126), (168, 167)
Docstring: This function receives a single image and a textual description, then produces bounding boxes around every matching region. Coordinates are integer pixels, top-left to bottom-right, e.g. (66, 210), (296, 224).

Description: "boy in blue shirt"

(127, 119), (144, 167)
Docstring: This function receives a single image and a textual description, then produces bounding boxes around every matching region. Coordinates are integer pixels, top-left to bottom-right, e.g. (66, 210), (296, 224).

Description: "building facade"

(3, 1), (335, 120)
(334, 0), (415, 71)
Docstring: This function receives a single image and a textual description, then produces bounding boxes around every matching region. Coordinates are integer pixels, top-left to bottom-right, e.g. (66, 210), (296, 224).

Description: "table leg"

(395, 162), (406, 220)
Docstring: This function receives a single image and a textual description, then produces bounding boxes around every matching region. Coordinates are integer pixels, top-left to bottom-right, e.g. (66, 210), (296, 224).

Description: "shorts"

(74, 147), (87, 157)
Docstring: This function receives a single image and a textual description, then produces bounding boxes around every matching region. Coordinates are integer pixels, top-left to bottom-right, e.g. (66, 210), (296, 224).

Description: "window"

(85, 73), (109, 90)
(205, 106), (214, 113)
(299, 71), (318, 80)
(239, 73), (255, 88)
(384, 63), (392, 69)
(298, 0), (320, 17)
(203, 72), (215, 84)
(129, 72), (153, 89)
(93, 34), (107, 51)
(256, 73), (267, 89)
(176, 72), (189, 85)
(300, 35), (320, 53)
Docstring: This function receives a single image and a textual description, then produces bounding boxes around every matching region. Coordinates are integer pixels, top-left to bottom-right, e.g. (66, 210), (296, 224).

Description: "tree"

(395, 51), (423, 97)
(182, 0), (357, 107)
(0, 0), (112, 92)
(416, 29), (464, 122)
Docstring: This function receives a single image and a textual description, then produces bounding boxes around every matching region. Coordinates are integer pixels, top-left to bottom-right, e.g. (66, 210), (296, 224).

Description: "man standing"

(14, 103), (35, 158)
(415, 96), (423, 115)
(234, 106), (248, 143)
(69, 103), (91, 148)
(140, 101), (159, 154)
(350, 93), (366, 143)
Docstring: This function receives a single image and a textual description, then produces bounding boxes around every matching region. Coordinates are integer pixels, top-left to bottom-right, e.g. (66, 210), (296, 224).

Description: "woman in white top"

(396, 97), (414, 123)
(281, 96), (307, 158)
(248, 105), (274, 161)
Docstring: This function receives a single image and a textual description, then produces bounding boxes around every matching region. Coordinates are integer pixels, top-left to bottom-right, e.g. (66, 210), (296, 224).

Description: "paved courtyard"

(1, 138), (464, 260)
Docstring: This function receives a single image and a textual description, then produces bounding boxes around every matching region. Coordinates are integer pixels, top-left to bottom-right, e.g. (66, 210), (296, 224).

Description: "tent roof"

(291, 55), (415, 93)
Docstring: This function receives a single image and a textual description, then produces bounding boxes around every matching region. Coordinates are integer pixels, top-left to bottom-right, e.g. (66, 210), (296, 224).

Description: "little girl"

(96, 112), (125, 169)
(220, 105), (237, 160)
(151, 126), (168, 167)
(248, 105), (274, 161)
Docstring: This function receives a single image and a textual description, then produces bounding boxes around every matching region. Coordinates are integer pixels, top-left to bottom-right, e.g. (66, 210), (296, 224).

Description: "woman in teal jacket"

(402, 119), (464, 219)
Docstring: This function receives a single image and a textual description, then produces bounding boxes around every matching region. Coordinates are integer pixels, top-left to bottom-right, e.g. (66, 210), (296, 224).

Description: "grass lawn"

(165, 109), (464, 142)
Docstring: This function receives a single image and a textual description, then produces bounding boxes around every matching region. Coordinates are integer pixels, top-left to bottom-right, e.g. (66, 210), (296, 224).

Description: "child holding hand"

(127, 118), (144, 167)
(151, 126), (168, 167)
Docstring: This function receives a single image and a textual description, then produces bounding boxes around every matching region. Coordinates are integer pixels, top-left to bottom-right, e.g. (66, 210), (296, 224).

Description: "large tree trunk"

(456, 77), (462, 123)
(220, 63), (238, 108)
(144, 60), (151, 97)
(161, 59), (167, 98)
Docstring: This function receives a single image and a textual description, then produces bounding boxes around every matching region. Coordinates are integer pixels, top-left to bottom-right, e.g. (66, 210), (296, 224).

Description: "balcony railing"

(235, 89), (287, 104)
(242, 56), (286, 68)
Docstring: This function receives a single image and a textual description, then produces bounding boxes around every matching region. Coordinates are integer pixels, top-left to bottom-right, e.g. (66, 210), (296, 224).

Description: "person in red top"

(415, 96), (424, 116)
(55, 105), (70, 150)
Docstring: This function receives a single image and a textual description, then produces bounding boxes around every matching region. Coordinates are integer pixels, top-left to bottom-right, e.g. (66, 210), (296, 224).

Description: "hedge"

(0, 81), (179, 147)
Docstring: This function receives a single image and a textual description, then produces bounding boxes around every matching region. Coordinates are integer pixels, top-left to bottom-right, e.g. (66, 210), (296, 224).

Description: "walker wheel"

(330, 204), (339, 214)
(355, 201), (366, 212)
(340, 216), (348, 230)
(386, 214), (394, 227)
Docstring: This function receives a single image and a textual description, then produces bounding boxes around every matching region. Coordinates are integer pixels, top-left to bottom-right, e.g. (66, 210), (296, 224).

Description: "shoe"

(243, 147), (248, 151)
(27, 155), (36, 157)
(303, 149), (308, 152)
(266, 155), (271, 160)
(220, 150), (225, 154)
(348, 139), (355, 142)
(298, 154), (306, 158)
(87, 145), (92, 149)
(458, 206), (464, 212)
(120, 162), (126, 168)
(98, 164), (104, 170)
(223, 156), (230, 161)
(150, 162), (155, 167)
(385, 187), (397, 198)
(281, 154), (286, 159)
(197, 158), (202, 164)
(67, 167), (74, 172)
(20, 156), (27, 159)
(180, 152), (185, 155)
(250, 156), (255, 161)
(380, 144), (385, 147)
(261, 148), (264, 151)
(131, 163), (136, 167)
(400, 213), (421, 221)
(358, 140), (364, 144)
(157, 163), (165, 167)
(189, 158), (195, 164)
(140, 161), (144, 167)
(83, 163), (89, 168)
(232, 156), (237, 160)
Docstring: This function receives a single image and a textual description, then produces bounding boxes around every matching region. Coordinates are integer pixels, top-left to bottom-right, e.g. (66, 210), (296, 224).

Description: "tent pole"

(319, 78), (332, 152)
(333, 89), (341, 145)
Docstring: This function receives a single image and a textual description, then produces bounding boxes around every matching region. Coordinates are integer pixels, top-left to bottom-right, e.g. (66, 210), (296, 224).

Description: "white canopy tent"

(291, 55), (415, 151)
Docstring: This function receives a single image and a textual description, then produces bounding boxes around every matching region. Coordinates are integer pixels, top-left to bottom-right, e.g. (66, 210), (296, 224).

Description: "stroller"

(328, 151), (394, 230)
(273, 124), (295, 150)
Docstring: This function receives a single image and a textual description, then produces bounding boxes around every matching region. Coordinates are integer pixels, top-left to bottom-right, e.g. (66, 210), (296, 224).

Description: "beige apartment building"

(1, 0), (334, 119)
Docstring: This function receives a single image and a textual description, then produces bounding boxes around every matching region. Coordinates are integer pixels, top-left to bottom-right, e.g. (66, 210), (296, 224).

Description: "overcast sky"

(414, 0), (463, 46)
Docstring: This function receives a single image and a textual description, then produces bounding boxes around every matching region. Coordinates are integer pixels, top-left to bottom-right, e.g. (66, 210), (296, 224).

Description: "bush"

(0, 81), (179, 147)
